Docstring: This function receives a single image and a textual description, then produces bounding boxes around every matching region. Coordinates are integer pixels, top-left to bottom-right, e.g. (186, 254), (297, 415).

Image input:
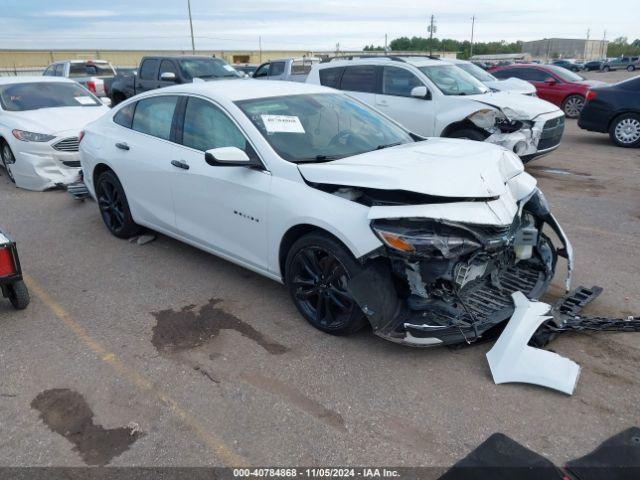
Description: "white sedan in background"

(0, 77), (110, 191)
(80, 80), (572, 347)
(442, 58), (538, 96)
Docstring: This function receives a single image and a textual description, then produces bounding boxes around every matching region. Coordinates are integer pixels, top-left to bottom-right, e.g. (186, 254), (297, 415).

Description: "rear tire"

(1, 141), (16, 183)
(602, 65), (610, 72)
(609, 113), (640, 148)
(8, 281), (30, 310)
(562, 94), (585, 119)
(447, 128), (486, 141)
(285, 232), (367, 335)
(95, 170), (142, 238)
(627, 65), (636, 72)
(111, 92), (126, 106)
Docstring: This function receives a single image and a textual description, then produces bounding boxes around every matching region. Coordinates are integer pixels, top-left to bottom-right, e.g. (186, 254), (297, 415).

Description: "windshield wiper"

(297, 154), (342, 163)
(375, 142), (402, 150)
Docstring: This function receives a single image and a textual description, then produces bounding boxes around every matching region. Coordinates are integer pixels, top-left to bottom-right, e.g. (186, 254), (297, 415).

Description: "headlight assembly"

(467, 109), (499, 130)
(371, 221), (481, 258)
(12, 129), (56, 142)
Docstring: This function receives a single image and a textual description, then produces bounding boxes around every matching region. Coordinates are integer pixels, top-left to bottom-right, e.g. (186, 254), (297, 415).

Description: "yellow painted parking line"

(24, 274), (248, 467)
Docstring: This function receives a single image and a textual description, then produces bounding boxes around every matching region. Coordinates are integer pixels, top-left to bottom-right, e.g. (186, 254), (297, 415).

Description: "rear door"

(338, 65), (379, 109)
(375, 65), (434, 136)
(108, 95), (182, 231)
(170, 96), (271, 270)
(136, 58), (161, 93)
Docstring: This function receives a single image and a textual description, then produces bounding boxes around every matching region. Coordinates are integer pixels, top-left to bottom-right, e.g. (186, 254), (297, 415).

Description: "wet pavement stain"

(528, 165), (605, 196)
(151, 298), (289, 355)
(31, 389), (143, 466)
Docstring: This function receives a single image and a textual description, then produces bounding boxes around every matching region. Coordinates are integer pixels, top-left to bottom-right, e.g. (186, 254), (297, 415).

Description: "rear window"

(69, 62), (115, 77)
(319, 67), (344, 88)
(291, 60), (318, 75)
(0, 82), (102, 111)
(340, 66), (377, 93)
(131, 96), (178, 141)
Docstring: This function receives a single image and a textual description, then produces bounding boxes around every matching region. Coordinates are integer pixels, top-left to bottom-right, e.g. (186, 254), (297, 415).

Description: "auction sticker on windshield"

(224, 65), (236, 72)
(261, 115), (306, 133)
(75, 96), (96, 105)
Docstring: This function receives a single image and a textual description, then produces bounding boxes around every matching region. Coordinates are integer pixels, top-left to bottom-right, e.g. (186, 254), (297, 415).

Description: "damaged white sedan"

(0, 77), (110, 191)
(80, 80), (572, 347)
(307, 57), (565, 162)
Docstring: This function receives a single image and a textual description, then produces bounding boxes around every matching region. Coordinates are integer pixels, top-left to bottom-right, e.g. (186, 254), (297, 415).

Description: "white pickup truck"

(252, 57), (321, 82)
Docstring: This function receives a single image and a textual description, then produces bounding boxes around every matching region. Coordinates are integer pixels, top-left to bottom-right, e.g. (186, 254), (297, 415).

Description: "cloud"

(43, 10), (118, 18)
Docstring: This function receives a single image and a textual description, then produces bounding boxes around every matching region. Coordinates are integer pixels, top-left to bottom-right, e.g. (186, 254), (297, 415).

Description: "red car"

(489, 64), (607, 118)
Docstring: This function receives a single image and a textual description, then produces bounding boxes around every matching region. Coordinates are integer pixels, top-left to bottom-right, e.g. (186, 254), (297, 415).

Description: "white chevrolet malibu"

(80, 80), (573, 347)
(0, 77), (110, 190)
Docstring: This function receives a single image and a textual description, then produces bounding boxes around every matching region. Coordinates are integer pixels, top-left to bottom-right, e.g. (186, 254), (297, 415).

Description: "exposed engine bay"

(317, 183), (572, 347)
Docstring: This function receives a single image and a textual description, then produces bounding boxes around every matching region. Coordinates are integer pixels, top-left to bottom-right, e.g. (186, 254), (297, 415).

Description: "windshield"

(547, 65), (584, 82)
(457, 63), (497, 83)
(236, 93), (414, 163)
(69, 62), (116, 77)
(418, 65), (489, 95)
(0, 82), (102, 111)
(179, 58), (241, 79)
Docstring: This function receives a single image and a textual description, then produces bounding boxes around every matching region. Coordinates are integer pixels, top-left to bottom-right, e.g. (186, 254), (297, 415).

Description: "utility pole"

(384, 34), (388, 52)
(602, 30), (607, 59)
(585, 28), (590, 60)
(259, 36), (262, 63)
(187, 0), (195, 53)
(427, 15), (436, 56)
(470, 15), (476, 58)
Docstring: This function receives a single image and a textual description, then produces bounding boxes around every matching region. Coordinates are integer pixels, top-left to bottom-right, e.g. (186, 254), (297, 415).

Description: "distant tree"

(385, 36), (522, 58)
(551, 52), (560, 59)
(363, 44), (385, 51)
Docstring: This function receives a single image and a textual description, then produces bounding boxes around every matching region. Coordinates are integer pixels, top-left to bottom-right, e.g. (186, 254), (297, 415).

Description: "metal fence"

(0, 66), (45, 77)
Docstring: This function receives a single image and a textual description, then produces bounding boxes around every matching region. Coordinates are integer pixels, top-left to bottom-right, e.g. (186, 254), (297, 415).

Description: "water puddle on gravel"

(151, 298), (289, 355)
(31, 389), (142, 465)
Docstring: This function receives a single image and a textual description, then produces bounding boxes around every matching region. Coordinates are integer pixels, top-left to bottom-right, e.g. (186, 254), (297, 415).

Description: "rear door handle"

(115, 142), (129, 151)
(171, 160), (189, 170)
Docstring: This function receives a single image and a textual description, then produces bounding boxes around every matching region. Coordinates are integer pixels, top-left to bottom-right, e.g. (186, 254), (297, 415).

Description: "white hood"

(465, 91), (560, 119)
(298, 139), (526, 199)
(7, 105), (110, 136)
(484, 78), (537, 95)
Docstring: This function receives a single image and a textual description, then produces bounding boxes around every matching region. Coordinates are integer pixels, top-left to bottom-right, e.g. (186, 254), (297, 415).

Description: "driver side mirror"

(410, 86), (431, 100)
(544, 77), (557, 86)
(204, 147), (261, 167)
(160, 72), (177, 82)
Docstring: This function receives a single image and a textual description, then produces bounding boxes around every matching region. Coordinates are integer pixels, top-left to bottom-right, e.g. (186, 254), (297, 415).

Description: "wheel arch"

(607, 110), (640, 130)
(92, 162), (115, 189)
(278, 223), (359, 282)
(441, 119), (488, 138)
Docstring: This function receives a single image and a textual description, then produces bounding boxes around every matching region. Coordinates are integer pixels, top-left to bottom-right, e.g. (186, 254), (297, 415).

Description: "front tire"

(602, 65), (610, 72)
(8, 281), (30, 309)
(95, 170), (142, 238)
(562, 94), (585, 119)
(627, 65), (636, 72)
(609, 113), (640, 148)
(1, 141), (16, 183)
(285, 233), (367, 335)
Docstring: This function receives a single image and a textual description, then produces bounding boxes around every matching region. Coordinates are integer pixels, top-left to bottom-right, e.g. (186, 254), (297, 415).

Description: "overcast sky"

(1, 0), (638, 51)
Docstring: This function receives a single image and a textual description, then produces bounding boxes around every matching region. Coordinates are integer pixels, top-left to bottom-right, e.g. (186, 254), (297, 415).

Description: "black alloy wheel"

(96, 170), (141, 238)
(286, 233), (367, 335)
(1, 141), (16, 183)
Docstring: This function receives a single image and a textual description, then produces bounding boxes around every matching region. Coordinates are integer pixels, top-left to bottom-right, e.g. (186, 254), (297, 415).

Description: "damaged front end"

(467, 107), (565, 162)
(347, 189), (573, 347)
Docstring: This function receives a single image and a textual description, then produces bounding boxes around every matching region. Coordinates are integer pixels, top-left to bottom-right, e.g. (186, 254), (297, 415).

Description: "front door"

(171, 96), (271, 270)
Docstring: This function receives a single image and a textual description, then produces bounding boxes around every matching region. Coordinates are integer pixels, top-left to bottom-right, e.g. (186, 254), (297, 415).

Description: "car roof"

(152, 79), (337, 101)
(0, 76), (77, 86)
(319, 56), (442, 68)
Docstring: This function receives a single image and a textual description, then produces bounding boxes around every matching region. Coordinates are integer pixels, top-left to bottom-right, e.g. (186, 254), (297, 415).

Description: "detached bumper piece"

(0, 228), (30, 310)
(486, 292), (580, 395)
(66, 180), (91, 200)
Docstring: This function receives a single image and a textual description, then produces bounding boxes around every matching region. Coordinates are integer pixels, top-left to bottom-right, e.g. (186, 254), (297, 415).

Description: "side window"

(340, 66), (377, 93)
(182, 97), (247, 152)
(43, 66), (54, 76)
(269, 62), (286, 76)
(527, 69), (553, 81)
(139, 59), (159, 80)
(382, 66), (422, 97)
(131, 96), (178, 140)
(159, 60), (178, 79)
(253, 63), (270, 78)
(113, 102), (136, 129)
(493, 68), (520, 79)
(54, 64), (65, 76)
(318, 67), (344, 88)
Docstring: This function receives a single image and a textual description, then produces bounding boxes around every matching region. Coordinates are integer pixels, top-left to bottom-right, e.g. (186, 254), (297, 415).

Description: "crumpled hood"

(484, 78), (537, 95)
(298, 139), (524, 198)
(6, 106), (110, 136)
(465, 91), (560, 119)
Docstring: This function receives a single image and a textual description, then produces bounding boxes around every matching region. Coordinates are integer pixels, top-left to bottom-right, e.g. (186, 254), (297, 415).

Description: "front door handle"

(115, 142), (130, 151)
(171, 160), (189, 170)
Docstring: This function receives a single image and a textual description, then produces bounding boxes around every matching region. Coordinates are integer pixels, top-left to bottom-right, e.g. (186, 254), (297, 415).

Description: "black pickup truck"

(109, 56), (242, 105)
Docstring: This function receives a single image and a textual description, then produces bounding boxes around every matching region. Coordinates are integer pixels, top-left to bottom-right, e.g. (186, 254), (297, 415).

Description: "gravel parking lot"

(0, 69), (638, 469)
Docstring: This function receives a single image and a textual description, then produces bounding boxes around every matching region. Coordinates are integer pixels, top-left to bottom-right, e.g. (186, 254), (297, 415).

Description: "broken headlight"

(371, 220), (481, 259)
(468, 109), (499, 130)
